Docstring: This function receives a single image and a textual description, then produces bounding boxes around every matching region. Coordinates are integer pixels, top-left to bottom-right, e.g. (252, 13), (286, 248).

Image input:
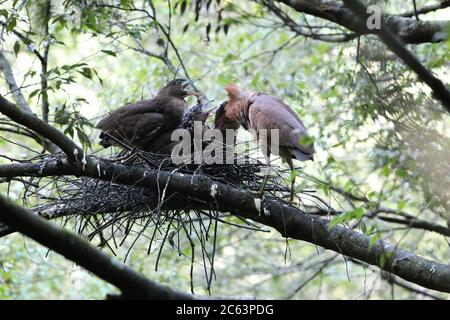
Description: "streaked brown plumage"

(224, 84), (315, 201)
(96, 79), (199, 149)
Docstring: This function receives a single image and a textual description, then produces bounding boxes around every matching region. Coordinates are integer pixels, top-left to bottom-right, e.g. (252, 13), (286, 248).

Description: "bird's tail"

(293, 149), (314, 162)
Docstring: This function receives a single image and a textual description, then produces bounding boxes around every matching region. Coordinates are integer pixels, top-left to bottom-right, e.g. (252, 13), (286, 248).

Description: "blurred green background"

(0, 0), (449, 299)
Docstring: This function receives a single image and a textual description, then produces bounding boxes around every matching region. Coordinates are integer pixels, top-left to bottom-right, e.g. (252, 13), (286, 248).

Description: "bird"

(223, 84), (315, 202)
(213, 101), (240, 163)
(143, 99), (216, 155)
(180, 99), (216, 134)
(96, 79), (199, 150)
(214, 101), (240, 138)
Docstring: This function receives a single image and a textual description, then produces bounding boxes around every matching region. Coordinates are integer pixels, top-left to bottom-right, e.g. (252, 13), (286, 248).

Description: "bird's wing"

(249, 95), (315, 155)
(143, 131), (176, 154)
(96, 98), (164, 129)
(120, 112), (166, 144)
(251, 95), (306, 130)
(99, 112), (166, 147)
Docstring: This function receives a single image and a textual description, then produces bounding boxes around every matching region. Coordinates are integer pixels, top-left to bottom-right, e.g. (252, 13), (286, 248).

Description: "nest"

(15, 143), (328, 293)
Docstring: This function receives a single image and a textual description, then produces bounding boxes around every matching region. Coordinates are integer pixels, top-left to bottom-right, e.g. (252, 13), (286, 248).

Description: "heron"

(223, 84), (315, 202)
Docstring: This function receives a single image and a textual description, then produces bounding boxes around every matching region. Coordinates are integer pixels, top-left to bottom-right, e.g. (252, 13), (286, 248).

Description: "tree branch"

(0, 52), (58, 152)
(0, 21), (46, 64)
(40, 0), (51, 123)
(0, 52), (33, 113)
(273, 0), (448, 44)
(400, 1), (450, 18)
(0, 194), (195, 299)
(0, 96), (84, 162)
(342, 0), (450, 113)
(376, 212), (450, 237)
(380, 271), (443, 300)
(1, 156), (449, 293)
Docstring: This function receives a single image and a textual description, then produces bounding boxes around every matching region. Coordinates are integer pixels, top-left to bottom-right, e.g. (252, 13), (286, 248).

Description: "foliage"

(0, 0), (449, 299)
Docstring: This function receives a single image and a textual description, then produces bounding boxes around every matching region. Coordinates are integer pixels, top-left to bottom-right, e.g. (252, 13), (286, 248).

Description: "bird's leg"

(102, 149), (131, 162)
(287, 158), (296, 203)
(102, 154), (129, 162)
(122, 152), (138, 164)
(257, 167), (270, 196)
(113, 148), (135, 164)
(256, 141), (271, 197)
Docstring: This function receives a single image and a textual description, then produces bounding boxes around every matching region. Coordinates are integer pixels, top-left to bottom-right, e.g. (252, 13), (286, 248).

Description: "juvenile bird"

(214, 101), (240, 137)
(213, 101), (240, 163)
(96, 79), (199, 150)
(224, 84), (315, 202)
(143, 100), (216, 155)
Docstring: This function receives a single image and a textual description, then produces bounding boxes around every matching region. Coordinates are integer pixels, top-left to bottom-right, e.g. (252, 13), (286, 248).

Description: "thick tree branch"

(274, 0), (448, 44)
(261, 1), (357, 42)
(0, 194), (194, 299)
(342, 0), (450, 113)
(1, 157), (449, 293)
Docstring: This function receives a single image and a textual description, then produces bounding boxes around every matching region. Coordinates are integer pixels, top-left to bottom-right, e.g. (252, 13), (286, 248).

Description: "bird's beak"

(184, 90), (201, 97)
(181, 79), (198, 88)
(181, 79), (200, 96)
(202, 101), (218, 113)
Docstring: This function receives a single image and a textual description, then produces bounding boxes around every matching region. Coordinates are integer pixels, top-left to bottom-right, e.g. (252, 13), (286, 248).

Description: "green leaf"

(297, 82), (305, 90)
(366, 191), (376, 200)
(343, 179), (353, 192)
(395, 168), (407, 178)
(397, 199), (405, 211)
(320, 184), (330, 197)
(29, 89), (40, 99)
(92, 68), (103, 86)
(368, 233), (380, 251)
(120, 0), (133, 9)
(329, 208), (364, 229)
(381, 165), (390, 177)
(223, 53), (236, 63)
(64, 125), (74, 138)
(328, 216), (341, 229)
(13, 41), (20, 55)
(41, 90), (48, 102)
(353, 207), (364, 219)
(0, 9), (9, 19)
(76, 127), (91, 148)
(250, 73), (260, 88)
(86, 11), (97, 31)
(217, 73), (236, 86)
(379, 254), (386, 268)
(290, 169), (297, 181)
(79, 67), (92, 79)
(6, 18), (16, 32)
(101, 50), (117, 57)
(298, 135), (314, 147)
